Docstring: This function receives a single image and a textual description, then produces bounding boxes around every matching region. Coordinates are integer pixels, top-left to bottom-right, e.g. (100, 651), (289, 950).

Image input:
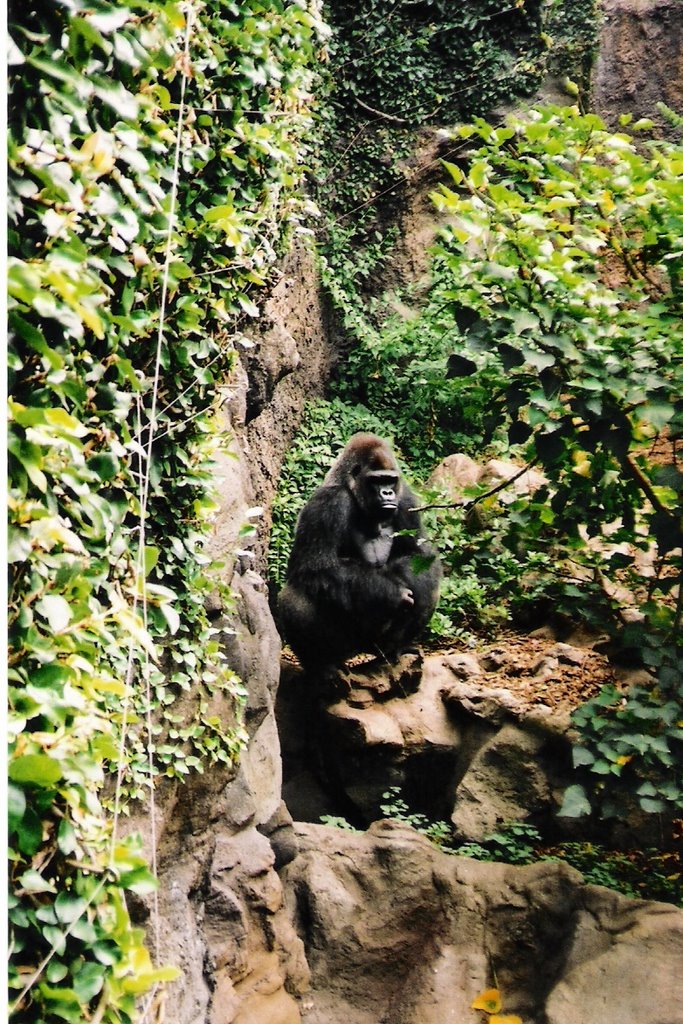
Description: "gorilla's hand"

(399, 587), (415, 606)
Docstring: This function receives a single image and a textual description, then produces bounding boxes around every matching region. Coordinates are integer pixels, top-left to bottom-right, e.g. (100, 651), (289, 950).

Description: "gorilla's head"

(325, 433), (402, 522)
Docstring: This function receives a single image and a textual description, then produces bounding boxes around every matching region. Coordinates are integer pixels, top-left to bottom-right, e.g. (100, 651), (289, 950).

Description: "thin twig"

(412, 458), (540, 513)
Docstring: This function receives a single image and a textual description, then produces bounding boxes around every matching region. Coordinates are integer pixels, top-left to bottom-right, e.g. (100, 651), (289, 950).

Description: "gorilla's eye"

(351, 464), (362, 478)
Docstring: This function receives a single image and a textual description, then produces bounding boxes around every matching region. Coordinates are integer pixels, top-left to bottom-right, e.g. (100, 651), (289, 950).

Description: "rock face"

(279, 648), (591, 840)
(283, 821), (683, 1024)
(124, 240), (333, 1024)
(592, 0), (683, 139)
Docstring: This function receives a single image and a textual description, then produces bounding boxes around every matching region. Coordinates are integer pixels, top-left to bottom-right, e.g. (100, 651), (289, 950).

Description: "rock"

(531, 654), (559, 680)
(338, 651), (424, 706)
(549, 642), (587, 666)
(282, 822), (683, 1024)
(242, 318), (301, 423)
(258, 801), (300, 870)
(205, 830), (310, 1023)
(441, 651), (482, 679)
(480, 459), (548, 502)
(449, 722), (556, 840)
(278, 654), (462, 825)
(278, 649), (596, 841)
(428, 453), (482, 500)
(440, 678), (524, 726)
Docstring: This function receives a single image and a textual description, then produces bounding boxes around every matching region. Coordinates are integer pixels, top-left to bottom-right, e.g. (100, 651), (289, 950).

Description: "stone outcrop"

(283, 821), (683, 1024)
(428, 453), (548, 505)
(282, 649), (574, 837)
(592, 0), (683, 139)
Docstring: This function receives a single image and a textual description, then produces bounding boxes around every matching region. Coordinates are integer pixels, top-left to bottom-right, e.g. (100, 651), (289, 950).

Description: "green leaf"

(16, 807), (43, 856)
(572, 746), (595, 767)
(9, 753), (62, 787)
(637, 399), (674, 430)
(35, 595), (72, 632)
(639, 796), (666, 813)
(54, 892), (88, 924)
(87, 453), (120, 480)
(144, 545), (160, 575)
(57, 818), (78, 856)
(72, 961), (105, 1002)
(521, 346), (555, 372)
(8, 783), (26, 832)
(557, 784), (592, 817)
(18, 868), (57, 894)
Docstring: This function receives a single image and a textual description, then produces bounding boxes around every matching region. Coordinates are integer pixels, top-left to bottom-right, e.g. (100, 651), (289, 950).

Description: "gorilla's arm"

(385, 488), (441, 592)
(286, 485), (410, 614)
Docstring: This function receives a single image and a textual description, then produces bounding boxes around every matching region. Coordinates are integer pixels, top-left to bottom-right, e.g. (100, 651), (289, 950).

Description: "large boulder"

(283, 821), (683, 1024)
(278, 647), (589, 839)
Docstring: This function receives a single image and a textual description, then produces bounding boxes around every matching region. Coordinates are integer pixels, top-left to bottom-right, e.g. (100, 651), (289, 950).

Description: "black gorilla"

(278, 433), (441, 670)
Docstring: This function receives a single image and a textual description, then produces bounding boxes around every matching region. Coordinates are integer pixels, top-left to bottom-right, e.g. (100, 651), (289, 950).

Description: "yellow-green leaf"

(472, 988), (502, 1013)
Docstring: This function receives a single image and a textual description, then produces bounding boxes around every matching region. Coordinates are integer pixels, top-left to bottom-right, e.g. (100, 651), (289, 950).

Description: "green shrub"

(8, 1), (326, 1018)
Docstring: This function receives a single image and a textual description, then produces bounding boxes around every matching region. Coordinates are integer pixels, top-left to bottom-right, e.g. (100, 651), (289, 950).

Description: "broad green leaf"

(557, 784), (591, 817)
(54, 892), (88, 924)
(35, 594), (72, 632)
(72, 962), (106, 1003)
(8, 783), (26, 832)
(18, 869), (57, 894)
(9, 753), (62, 787)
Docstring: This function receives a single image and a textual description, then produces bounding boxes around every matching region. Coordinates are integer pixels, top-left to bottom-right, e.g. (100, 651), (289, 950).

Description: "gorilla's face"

(356, 468), (399, 520)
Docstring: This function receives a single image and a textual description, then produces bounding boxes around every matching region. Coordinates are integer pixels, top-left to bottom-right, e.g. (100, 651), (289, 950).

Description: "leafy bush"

(430, 104), (683, 814)
(327, 261), (509, 466)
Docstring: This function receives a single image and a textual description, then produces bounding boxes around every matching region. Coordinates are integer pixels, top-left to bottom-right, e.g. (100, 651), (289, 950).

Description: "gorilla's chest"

(351, 523), (394, 567)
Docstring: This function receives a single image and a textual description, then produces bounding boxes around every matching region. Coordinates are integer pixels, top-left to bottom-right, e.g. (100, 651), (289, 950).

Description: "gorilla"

(278, 433), (441, 670)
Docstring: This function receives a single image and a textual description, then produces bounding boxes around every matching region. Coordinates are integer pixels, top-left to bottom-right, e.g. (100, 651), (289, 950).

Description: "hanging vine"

(7, 1), (327, 1020)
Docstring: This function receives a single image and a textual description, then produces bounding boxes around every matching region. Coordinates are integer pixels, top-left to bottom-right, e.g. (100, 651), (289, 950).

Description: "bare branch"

(411, 458), (540, 513)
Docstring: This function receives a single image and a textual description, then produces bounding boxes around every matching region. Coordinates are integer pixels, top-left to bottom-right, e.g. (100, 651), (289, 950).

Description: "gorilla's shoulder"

(300, 483), (353, 525)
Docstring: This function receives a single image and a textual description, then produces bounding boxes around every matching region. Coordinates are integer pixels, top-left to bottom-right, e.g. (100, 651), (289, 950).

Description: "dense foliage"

(431, 105), (682, 816)
(316, 0), (597, 248)
(7, 1), (326, 1020)
(299, 103), (683, 818)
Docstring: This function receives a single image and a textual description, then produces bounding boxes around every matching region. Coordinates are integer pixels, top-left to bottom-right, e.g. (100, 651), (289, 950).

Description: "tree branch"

(412, 458), (540, 513)
(355, 98), (410, 125)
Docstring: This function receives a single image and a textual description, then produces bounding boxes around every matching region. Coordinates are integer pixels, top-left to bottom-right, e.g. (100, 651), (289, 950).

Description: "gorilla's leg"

(278, 585), (355, 670)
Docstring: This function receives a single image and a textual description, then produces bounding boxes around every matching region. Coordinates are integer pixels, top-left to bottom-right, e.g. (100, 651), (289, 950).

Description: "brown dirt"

(285, 626), (620, 715)
(472, 631), (617, 714)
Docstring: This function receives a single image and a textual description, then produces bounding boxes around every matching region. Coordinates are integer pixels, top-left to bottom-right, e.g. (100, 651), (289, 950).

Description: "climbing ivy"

(8, 1), (326, 1020)
(315, 0), (597, 247)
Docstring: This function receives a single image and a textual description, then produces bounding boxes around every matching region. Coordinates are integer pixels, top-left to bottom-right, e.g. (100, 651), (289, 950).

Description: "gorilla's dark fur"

(278, 433), (441, 669)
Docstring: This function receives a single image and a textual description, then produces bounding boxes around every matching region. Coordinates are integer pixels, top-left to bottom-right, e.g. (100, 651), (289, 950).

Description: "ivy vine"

(8, 1), (326, 1019)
